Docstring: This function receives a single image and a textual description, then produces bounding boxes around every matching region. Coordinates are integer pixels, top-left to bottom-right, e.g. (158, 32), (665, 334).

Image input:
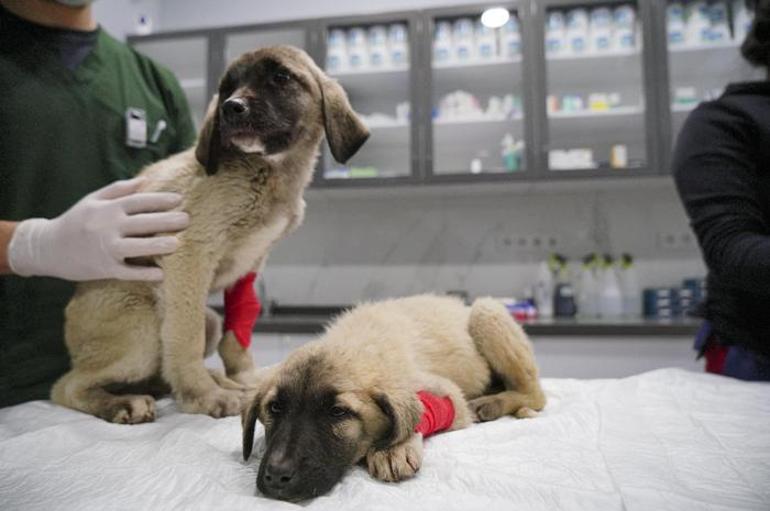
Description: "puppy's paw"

(366, 434), (423, 483)
(178, 388), (245, 418)
(107, 395), (156, 424)
(514, 406), (539, 419)
(468, 395), (504, 422)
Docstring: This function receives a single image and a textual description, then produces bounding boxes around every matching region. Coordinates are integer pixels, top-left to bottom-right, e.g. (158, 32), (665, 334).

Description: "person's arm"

(673, 102), (770, 296)
(0, 220), (18, 274)
(3, 177), (189, 281)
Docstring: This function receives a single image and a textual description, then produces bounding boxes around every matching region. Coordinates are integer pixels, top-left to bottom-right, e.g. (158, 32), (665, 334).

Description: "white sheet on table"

(1, 368), (768, 511)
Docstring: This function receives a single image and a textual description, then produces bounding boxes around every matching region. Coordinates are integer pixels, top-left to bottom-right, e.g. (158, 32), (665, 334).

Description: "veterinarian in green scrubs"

(0, 0), (197, 407)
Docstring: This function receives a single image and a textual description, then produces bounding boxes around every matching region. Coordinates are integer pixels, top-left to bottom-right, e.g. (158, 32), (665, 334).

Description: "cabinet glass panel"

(323, 22), (412, 180)
(667, 1), (760, 143)
(544, 3), (647, 172)
(132, 37), (208, 129)
(225, 28), (306, 64)
(431, 10), (527, 175)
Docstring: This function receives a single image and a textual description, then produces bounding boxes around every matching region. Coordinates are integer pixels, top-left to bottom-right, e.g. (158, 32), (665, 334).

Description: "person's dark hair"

(742, 0), (770, 66)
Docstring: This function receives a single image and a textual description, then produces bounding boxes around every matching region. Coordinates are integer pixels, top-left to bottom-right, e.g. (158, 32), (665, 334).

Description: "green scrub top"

(0, 14), (197, 407)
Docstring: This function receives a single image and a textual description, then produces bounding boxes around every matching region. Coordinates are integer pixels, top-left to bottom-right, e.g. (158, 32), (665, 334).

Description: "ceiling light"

(481, 7), (510, 29)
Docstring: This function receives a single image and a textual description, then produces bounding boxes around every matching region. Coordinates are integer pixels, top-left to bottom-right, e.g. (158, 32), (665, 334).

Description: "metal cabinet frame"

(127, 0), (689, 189)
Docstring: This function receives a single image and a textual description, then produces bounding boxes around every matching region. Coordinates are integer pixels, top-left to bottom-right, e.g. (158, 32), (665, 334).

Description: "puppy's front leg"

(366, 433), (424, 482)
(160, 251), (245, 417)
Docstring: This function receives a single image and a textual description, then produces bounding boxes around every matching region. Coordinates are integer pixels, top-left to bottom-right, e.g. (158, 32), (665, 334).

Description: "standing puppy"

(51, 46), (369, 423)
(242, 294), (546, 502)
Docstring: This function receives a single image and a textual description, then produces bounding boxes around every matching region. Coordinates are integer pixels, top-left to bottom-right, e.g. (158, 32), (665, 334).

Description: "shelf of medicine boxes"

(666, 39), (759, 133)
(429, 57), (527, 160)
(536, 2), (658, 178)
(311, 12), (420, 188)
(127, 3), (685, 188)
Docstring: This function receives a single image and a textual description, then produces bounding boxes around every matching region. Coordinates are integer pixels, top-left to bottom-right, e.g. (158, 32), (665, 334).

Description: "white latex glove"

(8, 177), (189, 281)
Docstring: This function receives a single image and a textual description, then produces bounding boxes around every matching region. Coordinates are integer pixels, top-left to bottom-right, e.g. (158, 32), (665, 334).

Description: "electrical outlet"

(656, 231), (697, 250)
(495, 233), (560, 255)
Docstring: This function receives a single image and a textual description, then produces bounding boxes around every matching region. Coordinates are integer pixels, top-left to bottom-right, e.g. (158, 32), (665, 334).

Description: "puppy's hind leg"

(53, 291), (162, 424)
(467, 298), (546, 422)
(52, 370), (156, 424)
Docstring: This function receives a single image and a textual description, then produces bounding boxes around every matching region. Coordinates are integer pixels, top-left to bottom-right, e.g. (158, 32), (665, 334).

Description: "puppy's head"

(242, 348), (421, 502)
(196, 45), (369, 175)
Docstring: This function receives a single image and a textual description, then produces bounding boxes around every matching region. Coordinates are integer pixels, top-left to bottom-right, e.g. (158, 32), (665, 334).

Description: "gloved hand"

(8, 177), (189, 281)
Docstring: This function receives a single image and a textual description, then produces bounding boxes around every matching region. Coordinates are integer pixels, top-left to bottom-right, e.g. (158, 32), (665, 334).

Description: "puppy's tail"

(468, 298), (546, 412)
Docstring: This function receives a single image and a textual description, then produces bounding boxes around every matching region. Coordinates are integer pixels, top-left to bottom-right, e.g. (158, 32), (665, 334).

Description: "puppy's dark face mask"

(195, 46), (369, 175)
(242, 354), (418, 502)
(216, 56), (305, 157)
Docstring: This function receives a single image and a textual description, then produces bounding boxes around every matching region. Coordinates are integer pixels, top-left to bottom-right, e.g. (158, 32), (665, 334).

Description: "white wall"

(260, 178), (704, 305)
(93, 0), (159, 40)
(155, 0), (494, 31)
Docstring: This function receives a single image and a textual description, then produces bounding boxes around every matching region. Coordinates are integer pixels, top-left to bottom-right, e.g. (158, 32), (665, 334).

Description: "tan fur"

(50, 46), (369, 424)
(244, 294), (546, 486)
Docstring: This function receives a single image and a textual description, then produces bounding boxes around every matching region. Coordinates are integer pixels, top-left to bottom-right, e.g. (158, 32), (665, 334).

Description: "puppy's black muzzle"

(222, 97), (249, 123)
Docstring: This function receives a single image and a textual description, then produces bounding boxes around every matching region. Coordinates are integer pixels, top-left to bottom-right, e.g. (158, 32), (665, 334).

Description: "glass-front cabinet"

(542, 1), (652, 174)
(128, 1), (758, 187)
(666, 0), (760, 144)
(429, 7), (530, 177)
(131, 35), (210, 129)
(320, 17), (415, 182)
(224, 26), (308, 66)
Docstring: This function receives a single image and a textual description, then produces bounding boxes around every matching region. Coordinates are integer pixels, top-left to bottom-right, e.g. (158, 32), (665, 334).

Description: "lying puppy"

(51, 46), (369, 423)
(242, 294), (546, 502)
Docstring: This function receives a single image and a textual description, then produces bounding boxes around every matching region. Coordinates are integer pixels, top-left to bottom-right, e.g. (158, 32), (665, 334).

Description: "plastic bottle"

(565, 8), (590, 55)
(433, 21), (454, 65)
(453, 18), (475, 62)
(500, 133), (524, 172)
(589, 7), (613, 53)
(534, 261), (554, 318)
(498, 15), (521, 60)
(346, 27), (368, 70)
(475, 18), (498, 60)
(666, 2), (686, 46)
(545, 11), (567, 57)
(612, 4), (637, 52)
(599, 254), (623, 318)
(577, 253), (599, 318)
(708, 1), (730, 44)
(619, 253), (641, 317)
(367, 25), (389, 69)
(733, 0), (753, 42)
(552, 254), (577, 318)
(388, 23), (409, 68)
(685, 1), (711, 47)
(326, 28), (348, 73)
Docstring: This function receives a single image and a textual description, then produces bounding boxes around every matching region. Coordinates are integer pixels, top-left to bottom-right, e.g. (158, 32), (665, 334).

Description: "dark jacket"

(673, 82), (770, 358)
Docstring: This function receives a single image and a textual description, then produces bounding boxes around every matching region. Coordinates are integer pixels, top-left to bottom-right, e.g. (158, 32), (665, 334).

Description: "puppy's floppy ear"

(195, 94), (223, 176)
(318, 77), (370, 164)
(372, 390), (422, 450)
(242, 390), (263, 461)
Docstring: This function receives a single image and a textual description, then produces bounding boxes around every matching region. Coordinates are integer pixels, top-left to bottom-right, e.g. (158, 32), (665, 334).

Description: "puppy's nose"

(264, 460), (296, 490)
(222, 97), (249, 120)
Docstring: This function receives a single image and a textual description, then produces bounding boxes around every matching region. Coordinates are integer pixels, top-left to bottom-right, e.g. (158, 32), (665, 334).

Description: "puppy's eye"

(329, 406), (349, 418)
(269, 401), (283, 414)
(272, 71), (292, 85)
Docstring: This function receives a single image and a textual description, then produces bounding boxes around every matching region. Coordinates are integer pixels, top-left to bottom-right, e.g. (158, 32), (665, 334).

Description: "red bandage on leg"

(224, 272), (261, 349)
(414, 391), (455, 437)
(704, 342), (728, 375)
